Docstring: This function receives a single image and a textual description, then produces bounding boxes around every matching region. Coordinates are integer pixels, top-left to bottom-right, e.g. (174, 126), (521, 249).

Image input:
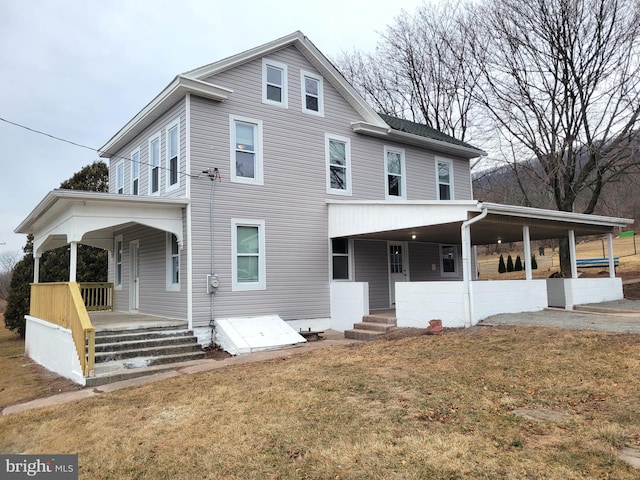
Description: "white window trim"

(115, 160), (124, 195)
(231, 218), (266, 292)
(325, 133), (352, 196)
(166, 233), (180, 291)
(229, 115), (264, 185)
(130, 147), (140, 195)
(262, 58), (288, 108)
(440, 244), (458, 278)
(114, 235), (123, 290)
(165, 118), (180, 191)
(436, 157), (454, 200)
(384, 146), (407, 200)
(330, 238), (353, 281)
(300, 70), (324, 116)
(148, 131), (162, 195)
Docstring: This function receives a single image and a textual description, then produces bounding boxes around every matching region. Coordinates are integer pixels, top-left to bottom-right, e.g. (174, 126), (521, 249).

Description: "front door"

(388, 242), (409, 306)
(129, 240), (139, 312)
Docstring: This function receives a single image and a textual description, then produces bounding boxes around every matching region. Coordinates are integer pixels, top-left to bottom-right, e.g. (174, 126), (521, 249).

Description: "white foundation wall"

(554, 277), (624, 309)
(471, 280), (548, 322)
(24, 316), (86, 386)
(330, 282), (369, 332)
(396, 282), (465, 328)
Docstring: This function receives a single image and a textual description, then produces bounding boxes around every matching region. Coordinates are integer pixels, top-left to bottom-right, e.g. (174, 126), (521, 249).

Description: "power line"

(0, 116), (205, 179)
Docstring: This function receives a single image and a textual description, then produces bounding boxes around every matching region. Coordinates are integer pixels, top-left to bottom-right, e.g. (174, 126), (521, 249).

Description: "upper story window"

(167, 233), (180, 290)
(262, 59), (288, 108)
(232, 218), (266, 291)
(437, 159), (453, 200)
(166, 119), (180, 190)
(326, 134), (352, 196)
(230, 115), (263, 185)
(301, 70), (324, 116)
(116, 161), (124, 194)
(385, 147), (406, 199)
(149, 132), (161, 194)
(131, 148), (140, 195)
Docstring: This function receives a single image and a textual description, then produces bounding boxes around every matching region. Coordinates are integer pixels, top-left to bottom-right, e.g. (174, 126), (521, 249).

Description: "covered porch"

(328, 200), (634, 330)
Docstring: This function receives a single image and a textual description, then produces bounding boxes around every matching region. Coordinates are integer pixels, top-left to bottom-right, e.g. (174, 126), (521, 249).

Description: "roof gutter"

(461, 205), (489, 328)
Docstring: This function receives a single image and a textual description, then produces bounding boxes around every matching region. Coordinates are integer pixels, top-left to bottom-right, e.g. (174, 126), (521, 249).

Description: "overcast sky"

(0, 0), (428, 255)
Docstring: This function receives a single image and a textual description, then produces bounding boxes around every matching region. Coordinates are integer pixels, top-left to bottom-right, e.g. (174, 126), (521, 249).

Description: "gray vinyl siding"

(109, 223), (187, 320)
(353, 240), (390, 310)
(108, 99), (187, 199)
(408, 243), (463, 281)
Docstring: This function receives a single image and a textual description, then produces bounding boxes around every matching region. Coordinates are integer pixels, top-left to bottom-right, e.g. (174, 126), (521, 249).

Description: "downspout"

(461, 205), (489, 328)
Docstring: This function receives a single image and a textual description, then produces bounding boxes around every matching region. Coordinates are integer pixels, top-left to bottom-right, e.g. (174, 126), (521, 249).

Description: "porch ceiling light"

(497, 239), (502, 244)
(411, 234), (417, 240)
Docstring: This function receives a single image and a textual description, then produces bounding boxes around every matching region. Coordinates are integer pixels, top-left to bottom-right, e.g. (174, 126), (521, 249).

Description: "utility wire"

(0, 116), (205, 179)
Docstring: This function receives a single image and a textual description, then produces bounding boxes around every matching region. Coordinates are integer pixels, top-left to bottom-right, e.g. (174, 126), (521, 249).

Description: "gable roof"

(99, 31), (486, 160)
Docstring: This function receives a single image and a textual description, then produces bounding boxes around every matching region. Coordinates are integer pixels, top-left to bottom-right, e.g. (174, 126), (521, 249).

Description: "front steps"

(86, 324), (205, 387)
(345, 314), (397, 341)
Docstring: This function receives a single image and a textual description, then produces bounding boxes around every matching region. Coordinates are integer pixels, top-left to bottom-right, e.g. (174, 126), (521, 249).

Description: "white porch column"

(69, 241), (78, 282)
(33, 255), (40, 283)
(523, 225), (532, 281)
(607, 232), (615, 279)
(569, 230), (578, 279)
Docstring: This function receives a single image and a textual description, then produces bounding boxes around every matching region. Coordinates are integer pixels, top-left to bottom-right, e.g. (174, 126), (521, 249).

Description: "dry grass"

(1, 327), (640, 479)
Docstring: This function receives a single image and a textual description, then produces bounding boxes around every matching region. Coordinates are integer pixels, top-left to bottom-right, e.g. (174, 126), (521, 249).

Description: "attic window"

(262, 59), (288, 108)
(301, 70), (323, 116)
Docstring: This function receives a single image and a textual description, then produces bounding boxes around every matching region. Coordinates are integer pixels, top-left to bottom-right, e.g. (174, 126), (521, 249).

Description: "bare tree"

(468, 0), (640, 272)
(335, 1), (482, 143)
(0, 250), (20, 301)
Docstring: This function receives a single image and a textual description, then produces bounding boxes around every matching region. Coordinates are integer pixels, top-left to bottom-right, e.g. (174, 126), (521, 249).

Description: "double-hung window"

(262, 59), (287, 108)
(301, 70), (323, 116)
(232, 219), (266, 291)
(149, 132), (161, 194)
(331, 238), (351, 280)
(167, 233), (180, 290)
(385, 147), (406, 199)
(114, 235), (123, 289)
(131, 148), (140, 195)
(116, 161), (124, 194)
(437, 158), (453, 200)
(166, 119), (179, 190)
(230, 115), (263, 185)
(326, 134), (352, 195)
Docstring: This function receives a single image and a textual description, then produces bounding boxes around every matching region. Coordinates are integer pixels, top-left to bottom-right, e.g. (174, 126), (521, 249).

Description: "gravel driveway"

(480, 299), (640, 334)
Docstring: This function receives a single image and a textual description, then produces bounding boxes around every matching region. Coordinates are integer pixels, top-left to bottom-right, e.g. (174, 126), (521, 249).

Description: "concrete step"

(362, 315), (397, 325)
(86, 356), (207, 387)
(344, 329), (388, 341)
(95, 335), (198, 353)
(95, 329), (193, 344)
(352, 321), (395, 332)
(94, 343), (203, 363)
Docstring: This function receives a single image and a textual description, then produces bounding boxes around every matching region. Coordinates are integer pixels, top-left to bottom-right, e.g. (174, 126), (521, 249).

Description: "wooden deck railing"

(79, 282), (114, 311)
(30, 282), (95, 377)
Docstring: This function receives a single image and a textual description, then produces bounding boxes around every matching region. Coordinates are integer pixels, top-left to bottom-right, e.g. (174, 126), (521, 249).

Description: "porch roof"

(327, 200), (634, 244)
(15, 189), (189, 256)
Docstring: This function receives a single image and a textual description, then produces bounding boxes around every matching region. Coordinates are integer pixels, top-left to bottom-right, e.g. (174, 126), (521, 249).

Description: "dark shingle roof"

(378, 113), (480, 152)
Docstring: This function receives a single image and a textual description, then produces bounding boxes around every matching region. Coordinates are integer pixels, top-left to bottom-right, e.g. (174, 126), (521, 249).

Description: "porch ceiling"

(15, 190), (189, 255)
(328, 200), (633, 245)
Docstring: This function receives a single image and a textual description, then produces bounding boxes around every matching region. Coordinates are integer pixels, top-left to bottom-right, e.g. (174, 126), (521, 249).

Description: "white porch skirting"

(395, 280), (548, 328)
(330, 282), (369, 332)
(547, 277), (624, 309)
(24, 315), (86, 386)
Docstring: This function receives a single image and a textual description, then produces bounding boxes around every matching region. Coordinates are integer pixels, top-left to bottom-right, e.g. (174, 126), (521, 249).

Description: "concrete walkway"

(480, 299), (640, 333)
(2, 330), (355, 416)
